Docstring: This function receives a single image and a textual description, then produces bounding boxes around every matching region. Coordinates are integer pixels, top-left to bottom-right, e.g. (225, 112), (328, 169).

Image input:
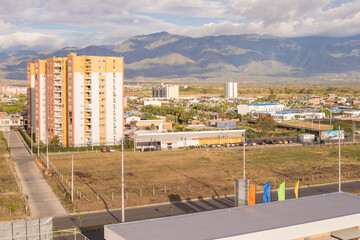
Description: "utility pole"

(243, 131), (246, 179)
(46, 129), (49, 169)
(318, 119), (321, 144)
(121, 138), (125, 223)
(330, 111), (332, 129)
(37, 129), (40, 156)
(338, 126), (341, 192)
(30, 127), (33, 155)
(71, 155), (74, 203)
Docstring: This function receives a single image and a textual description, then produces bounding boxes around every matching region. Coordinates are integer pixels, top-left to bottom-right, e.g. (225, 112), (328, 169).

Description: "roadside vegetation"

(0, 132), (28, 221)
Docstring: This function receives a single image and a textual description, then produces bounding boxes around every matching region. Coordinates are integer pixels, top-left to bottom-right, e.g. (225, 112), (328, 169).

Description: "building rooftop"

(133, 130), (245, 141)
(105, 192), (360, 240)
(248, 103), (279, 106)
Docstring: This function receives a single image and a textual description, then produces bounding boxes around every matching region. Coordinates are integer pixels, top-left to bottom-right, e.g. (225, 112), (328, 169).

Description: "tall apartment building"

(152, 83), (179, 98)
(224, 82), (238, 98)
(27, 53), (124, 147)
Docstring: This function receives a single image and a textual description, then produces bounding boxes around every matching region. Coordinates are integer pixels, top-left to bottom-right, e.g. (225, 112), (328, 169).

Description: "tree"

(267, 94), (277, 102)
(333, 122), (353, 135)
(51, 135), (61, 147)
(255, 115), (276, 132)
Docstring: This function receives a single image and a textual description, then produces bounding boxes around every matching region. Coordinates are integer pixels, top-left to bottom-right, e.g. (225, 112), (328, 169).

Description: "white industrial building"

(237, 103), (285, 116)
(152, 83), (179, 99)
(131, 130), (245, 151)
(224, 82), (238, 98)
(273, 111), (326, 121)
(105, 192), (360, 240)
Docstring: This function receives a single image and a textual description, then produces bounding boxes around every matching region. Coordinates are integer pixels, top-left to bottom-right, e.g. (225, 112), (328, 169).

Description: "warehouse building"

(237, 103), (285, 116)
(131, 130), (245, 151)
(105, 192), (360, 240)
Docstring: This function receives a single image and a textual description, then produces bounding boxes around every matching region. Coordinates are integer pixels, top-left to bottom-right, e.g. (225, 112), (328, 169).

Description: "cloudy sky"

(0, 0), (359, 51)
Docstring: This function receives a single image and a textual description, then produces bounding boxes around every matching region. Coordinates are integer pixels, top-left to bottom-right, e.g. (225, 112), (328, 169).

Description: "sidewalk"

(4, 131), (68, 219)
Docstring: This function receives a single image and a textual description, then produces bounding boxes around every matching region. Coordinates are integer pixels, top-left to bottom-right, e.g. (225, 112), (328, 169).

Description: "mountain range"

(2, 32), (360, 85)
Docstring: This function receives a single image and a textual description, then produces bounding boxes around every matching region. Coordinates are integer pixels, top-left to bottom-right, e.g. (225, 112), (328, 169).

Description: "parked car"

(283, 140), (288, 144)
(101, 148), (108, 152)
(107, 147), (115, 152)
(257, 141), (266, 145)
(13, 128), (19, 131)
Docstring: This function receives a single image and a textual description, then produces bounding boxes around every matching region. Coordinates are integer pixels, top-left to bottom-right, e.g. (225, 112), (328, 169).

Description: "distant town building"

(144, 100), (162, 106)
(224, 82), (238, 98)
(0, 86), (27, 95)
(273, 111), (325, 121)
(152, 83), (179, 98)
(0, 112), (25, 131)
(237, 103), (285, 116)
(27, 53), (124, 147)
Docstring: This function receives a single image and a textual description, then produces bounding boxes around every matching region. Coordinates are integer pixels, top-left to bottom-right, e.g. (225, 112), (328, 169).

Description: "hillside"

(1, 32), (360, 84)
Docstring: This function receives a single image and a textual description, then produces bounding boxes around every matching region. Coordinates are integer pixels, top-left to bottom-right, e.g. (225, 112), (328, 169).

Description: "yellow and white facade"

(27, 53), (124, 147)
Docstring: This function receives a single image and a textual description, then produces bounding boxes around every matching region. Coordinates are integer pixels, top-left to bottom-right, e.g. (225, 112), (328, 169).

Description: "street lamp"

(338, 126), (342, 192)
(30, 127), (33, 155)
(243, 130), (246, 179)
(120, 138), (125, 223)
(71, 155), (74, 203)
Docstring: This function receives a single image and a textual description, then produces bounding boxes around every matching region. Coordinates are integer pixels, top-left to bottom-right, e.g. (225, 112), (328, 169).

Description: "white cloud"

(0, 0), (360, 50)
(0, 31), (66, 50)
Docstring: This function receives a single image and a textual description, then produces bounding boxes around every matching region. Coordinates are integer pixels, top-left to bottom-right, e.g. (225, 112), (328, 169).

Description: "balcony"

(54, 107), (61, 112)
(85, 87), (91, 92)
(85, 114), (92, 118)
(54, 94), (61, 99)
(54, 68), (61, 73)
(54, 87), (61, 92)
(85, 75), (91, 80)
(85, 128), (92, 132)
(85, 60), (91, 65)
(54, 100), (61, 105)
(54, 113), (62, 117)
(85, 121), (91, 125)
(85, 81), (91, 85)
(85, 94), (92, 99)
(54, 62), (61, 67)
(85, 67), (91, 72)
(54, 80), (61, 86)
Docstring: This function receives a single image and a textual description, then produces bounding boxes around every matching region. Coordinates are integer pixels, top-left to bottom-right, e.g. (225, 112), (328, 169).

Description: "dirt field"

(0, 132), (28, 221)
(281, 120), (333, 130)
(47, 144), (360, 212)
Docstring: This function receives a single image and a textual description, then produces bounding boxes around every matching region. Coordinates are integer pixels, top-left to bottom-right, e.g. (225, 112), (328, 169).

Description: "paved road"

(4, 131), (67, 219)
(53, 180), (360, 231)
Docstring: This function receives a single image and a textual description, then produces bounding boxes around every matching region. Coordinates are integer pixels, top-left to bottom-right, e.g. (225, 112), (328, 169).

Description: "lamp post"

(71, 155), (74, 203)
(30, 127), (33, 155)
(243, 130), (246, 179)
(37, 129), (40, 156)
(338, 126), (341, 192)
(46, 129), (49, 169)
(121, 138), (125, 223)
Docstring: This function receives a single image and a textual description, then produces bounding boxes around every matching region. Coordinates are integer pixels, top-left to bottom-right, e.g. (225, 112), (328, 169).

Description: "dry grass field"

(0, 132), (28, 221)
(47, 144), (360, 212)
(281, 120), (333, 131)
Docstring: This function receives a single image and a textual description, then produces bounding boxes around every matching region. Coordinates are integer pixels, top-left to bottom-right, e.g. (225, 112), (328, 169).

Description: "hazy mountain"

(2, 32), (360, 84)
